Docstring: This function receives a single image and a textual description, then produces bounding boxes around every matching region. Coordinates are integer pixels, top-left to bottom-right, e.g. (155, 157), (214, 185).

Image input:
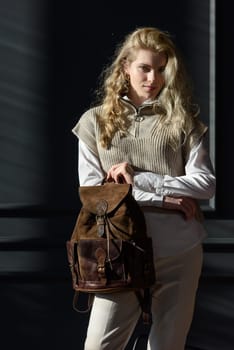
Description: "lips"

(143, 85), (156, 91)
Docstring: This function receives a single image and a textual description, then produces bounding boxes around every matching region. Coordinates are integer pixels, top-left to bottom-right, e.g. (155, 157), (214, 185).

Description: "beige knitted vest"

(72, 101), (207, 176)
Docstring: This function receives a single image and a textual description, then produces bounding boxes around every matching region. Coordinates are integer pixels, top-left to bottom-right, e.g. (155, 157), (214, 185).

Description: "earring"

(123, 73), (130, 93)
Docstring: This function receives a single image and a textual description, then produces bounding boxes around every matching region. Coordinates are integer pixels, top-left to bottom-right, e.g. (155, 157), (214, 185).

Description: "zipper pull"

(134, 114), (144, 122)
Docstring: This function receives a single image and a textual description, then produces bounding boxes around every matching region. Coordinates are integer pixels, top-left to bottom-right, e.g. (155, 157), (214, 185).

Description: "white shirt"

(77, 137), (216, 257)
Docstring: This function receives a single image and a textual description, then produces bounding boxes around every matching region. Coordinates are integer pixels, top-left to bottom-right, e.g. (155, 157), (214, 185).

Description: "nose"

(148, 70), (156, 83)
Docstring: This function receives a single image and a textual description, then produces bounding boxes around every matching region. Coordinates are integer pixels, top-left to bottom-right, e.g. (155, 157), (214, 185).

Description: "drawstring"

(105, 218), (113, 270)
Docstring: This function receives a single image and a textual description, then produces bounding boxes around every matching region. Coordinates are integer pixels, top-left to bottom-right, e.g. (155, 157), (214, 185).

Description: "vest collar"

(120, 95), (159, 115)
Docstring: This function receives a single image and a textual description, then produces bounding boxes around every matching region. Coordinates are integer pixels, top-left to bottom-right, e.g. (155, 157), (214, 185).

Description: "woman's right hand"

(106, 162), (134, 184)
(162, 196), (197, 220)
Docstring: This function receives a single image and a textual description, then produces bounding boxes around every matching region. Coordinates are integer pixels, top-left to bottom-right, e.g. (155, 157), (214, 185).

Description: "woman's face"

(124, 49), (167, 106)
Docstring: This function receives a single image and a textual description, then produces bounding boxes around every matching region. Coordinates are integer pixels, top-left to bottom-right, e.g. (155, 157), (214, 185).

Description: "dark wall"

(215, 1), (234, 218)
(1, 1), (234, 349)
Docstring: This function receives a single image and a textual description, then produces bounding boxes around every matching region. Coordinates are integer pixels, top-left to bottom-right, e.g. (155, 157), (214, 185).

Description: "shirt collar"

(122, 95), (158, 107)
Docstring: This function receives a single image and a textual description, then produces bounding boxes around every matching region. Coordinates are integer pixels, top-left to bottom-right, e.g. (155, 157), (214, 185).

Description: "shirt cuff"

(132, 188), (164, 207)
(133, 172), (164, 193)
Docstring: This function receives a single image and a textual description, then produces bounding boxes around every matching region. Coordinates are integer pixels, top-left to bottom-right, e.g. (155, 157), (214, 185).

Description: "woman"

(72, 27), (216, 350)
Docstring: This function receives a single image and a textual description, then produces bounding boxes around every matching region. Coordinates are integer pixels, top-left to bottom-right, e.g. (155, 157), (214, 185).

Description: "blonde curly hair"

(96, 27), (202, 149)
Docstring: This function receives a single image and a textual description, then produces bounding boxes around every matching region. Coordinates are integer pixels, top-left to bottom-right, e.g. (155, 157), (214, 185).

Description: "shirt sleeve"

(133, 135), (216, 200)
(78, 140), (105, 186)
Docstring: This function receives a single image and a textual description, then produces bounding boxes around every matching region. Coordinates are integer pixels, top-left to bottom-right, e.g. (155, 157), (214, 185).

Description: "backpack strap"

(72, 291), (94, 313)
(72, 289), (152, 325)
(135, 288), (153, 325)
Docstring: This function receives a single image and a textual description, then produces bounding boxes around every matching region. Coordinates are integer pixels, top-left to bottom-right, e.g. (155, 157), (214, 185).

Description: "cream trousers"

(84, 243), (203, 350)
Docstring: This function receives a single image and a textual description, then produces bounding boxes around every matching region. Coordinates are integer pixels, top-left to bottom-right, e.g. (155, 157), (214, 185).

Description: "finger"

(182, 202), (195, 220)
(123, 173), (133, 185)
(106, 171), (113, 181)
(116, 174), (126, 184)
(186, 199), (197, 218)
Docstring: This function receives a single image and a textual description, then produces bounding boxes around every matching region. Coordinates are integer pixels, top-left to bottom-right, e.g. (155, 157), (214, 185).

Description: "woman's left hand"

(106, 162), (134, 184)
(162, 195), (197, 220)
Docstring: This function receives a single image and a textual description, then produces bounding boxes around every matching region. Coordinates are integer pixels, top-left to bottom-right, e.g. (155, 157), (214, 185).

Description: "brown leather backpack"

(66, 182), (155, 322)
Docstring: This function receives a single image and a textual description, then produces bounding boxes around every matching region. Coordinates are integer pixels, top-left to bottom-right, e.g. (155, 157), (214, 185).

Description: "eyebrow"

(138, 63), (151, 67)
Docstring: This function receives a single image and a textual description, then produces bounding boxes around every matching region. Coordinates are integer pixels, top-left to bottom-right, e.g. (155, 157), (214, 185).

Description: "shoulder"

(190, 118), (208, 142)
(185, 114), (208, 144)
(71, 105), (103, 155)
(183, 117), (208, 159)
(72, 105), (103, 138)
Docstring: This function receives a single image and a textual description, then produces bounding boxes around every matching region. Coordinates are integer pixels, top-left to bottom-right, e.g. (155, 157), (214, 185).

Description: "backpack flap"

(72, 182), (147, 241)
(79, 182), (132, 214)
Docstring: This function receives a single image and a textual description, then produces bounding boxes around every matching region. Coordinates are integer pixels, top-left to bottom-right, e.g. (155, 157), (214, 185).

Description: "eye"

(139, 65), (150, 72)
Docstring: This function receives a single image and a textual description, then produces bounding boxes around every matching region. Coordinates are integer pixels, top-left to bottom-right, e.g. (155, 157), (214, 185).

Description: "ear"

(123, 61), (130, 75)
